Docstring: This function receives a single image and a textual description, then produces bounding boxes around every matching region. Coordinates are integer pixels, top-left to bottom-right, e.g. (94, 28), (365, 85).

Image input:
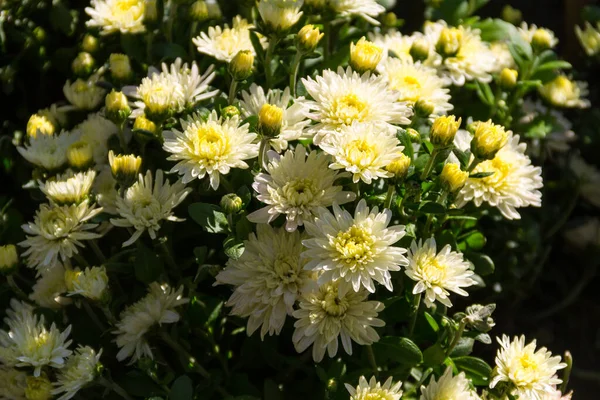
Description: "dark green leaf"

(120, 34), (145, 62)
(189, 203), (229, 233)
(264, 379), (282, 400)
(423, 343), (447, 367)
(535, 60), (572, 72)
(466, 253), (495, 276)
(135, 243), (164, 283)
(452, 148), (471, 169)
(449, 337), (474, 357)
(464, 232), (486, 250)
(193, 247), (208, 265)
(374, 337), (423, 366)
(419, 201), (447, 214)
(424, 312), (440, 332)
(169, 376), (193, 400)
(50, 4), (76, 36)
(422, 140), (434, 155)
(582, 5), (600, 24)
(474, 81), (494, 106)
(469, 171), (494, 179)
(154, 43), (188, 61)
(249, 30), (265, 61)
(224, 235), (244, 260)
(453, 356), (492, 386)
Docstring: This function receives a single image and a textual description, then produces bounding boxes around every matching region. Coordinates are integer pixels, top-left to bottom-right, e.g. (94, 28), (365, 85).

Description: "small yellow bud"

(108, 150), (142, 187)
(0, 244), (19, 275)
(220, 193), (244, 213)
(190, 1), (209, 22)
(25, 376), (52, 400)
(382, 12), (398, 28)
(67, 141), (94, 169)
(386, 153), (411, 180)
(436, 27), (462, 57)
(575, 22), (600, 57)
(350, 37), (383, 74)
(538, 75), (588, 108)
(499, 68), (518, 89)
(26, 114), (55, 138)
(221, 105), (241, 119)
(410, 38), (430, 62)
(532, 28), (555, 52)
(33, 27), (46, 42)
(72, 52), (95, 77)
(430, 115), (461, 147)
(229, 50), (255, 81)
(105, 90), (131, 123)
(297, 24), (324, 53)
(144, 0), (158, 23)
(258, 103), (284, 137)
(109, 53), (132, 81)
(501, 5), (522, 25)
(469, 120), (509, 160)
(406, 128), (421, 142)
(440, 163), (468, 193)
(81, 34), (99, 53)
(133, 114), (157, 135)
(414, 98), (435, 117)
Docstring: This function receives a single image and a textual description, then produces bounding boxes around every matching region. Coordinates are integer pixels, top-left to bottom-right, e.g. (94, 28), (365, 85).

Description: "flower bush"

(2, 0), (598, 399)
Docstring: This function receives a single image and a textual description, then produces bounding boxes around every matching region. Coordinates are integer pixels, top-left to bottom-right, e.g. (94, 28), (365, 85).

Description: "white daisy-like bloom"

(378, 57), (452, 116)
(420, 367), (480, 400)
(239, 83), (310, 152)
(519, 23), (559, 49)
(292, 281), (384, 362)
(63, 79), (106, 111)
(75, 113), (118, 165)
(405, 238), (476, 308)
(52, 346), (102, 400)
(302, 199), (407, 294)
(0, 299), (72, 376)
(330, 0), (385, 25)
(162, 111), (258, 189)
(29, 264), (67, 309)
(247, 146), (356, 231)
(114, 283), (188, 362)
(570, 155), (600, 208)
(346, 376), (403, 400)
(17, 130), (79, 170)
(489, 41), (516, 73)
(110, 169), (191, 247)
(369, 30), (440, 66)
(39, 170), (96, 205)
(453, 130), (543, 220)
(0, 366), (27, 400)
(94, 166), (119, 215)
(215, 224), (315, 339)
(257, 0), (304, 32)
(85, 0), (145, 35)
(490, 335), (567, 400)
(319, 121), (405, 184)
(66, 266), (109, 301)
(20, 201), (103, 272)
(301, 67), (412, 144)
(156, 58), (218, 108)
(192, 16), (265, 63)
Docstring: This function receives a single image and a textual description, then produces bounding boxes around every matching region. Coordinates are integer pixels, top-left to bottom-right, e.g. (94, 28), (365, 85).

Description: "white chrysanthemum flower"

(247, 146), (356, 231)
(0, 366), (27, 400)
(63, 79), (106, 111)
(519, 23), (559, 48)
(369, 30), (440, 66)
(162, 111), (258, 189)
(52, 346), (102, 400)
(66, 266), (109, 301)
(538, 75), (590, 109)
(490, 335), (567, 400)
(302, 199), (407, 293)
(378, 57), (452, 116)
(319, 122), (404, 184)
(301, 67), (412, 144)
(94, 167), (119, 215)
(76, 113), (118, 165)
(114, 283), (188, 362)
(346, 376), (403, 400)
(215, 224), (315, 339)
(30, 264), (67, 309)
(125, 72), (185, 121)
(110, 169), (191, 247)
(257, 0), (304, 32)
(420, 367), (480, 400)
(20, 202), (103, 272)
(156, 58), (218, 108)
(193, 16), (265, 63)
(292, 281), (384, 362)
(330, 0), (385, 25)
(405, 238), (475, 308)
(39, 170), (96, 205)
(239, 83), (310, 152)
(0, 299), (72, 376)
(454, 130), (543, 220)
(489, 41), (516, 73)
(570, 155), (600, 208)
(17, 130), (79, 170)
(85, 0), (145, 35)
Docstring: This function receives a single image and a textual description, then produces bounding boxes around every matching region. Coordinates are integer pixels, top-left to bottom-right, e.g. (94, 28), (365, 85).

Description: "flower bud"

(221, 105), (240, 119)
(499, 68), (518, 89)
(469, 120), (509, 160)
(206, 0), (222, 19)
(66, 266), (109, 302)
(220, 193), (244, 213)
(257, 0), (304, 33)
(144, 0), (158, 23)
(229, 50), (254, 81)
(436, 27), (462, 58)
(406, 128), (421, 142)
(440, 163), (468, 193)
(410, 37), (430, 62)
(386, 153), (411, 180)
(350, 37), (383, 74)
(133, 114), (157, 135)
(297, 24), (323, 53)
(532, 28), (555, 52)
(382, 12), (398, 28)
(105, 90), (131, 124)
(33, 27), (46, 42)
(109, 53), (132, 82)
(72, 52), (95, 77)
(190, 1), (209, 22)
(464, 304), (496, 332)
(538, 75), (588, 108)
(0, 244), (19, 275)
(575, 22), (600, 57)
(81, 34), (99, 53)
(414, 98), (435, 117)
(26, 114), (55, 138)
(67, 141), (94, 169)
(258, 103), (284, 137)
(25, 375), (52, 400)
(501, 5), (522, 25)
(430, 115), (461, 147)
(109, 150), (142, 188)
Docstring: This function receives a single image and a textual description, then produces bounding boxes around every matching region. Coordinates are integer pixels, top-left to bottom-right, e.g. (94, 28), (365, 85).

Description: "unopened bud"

(257, 0), (304, 33)
(532, 28), (555, 52)
(436, 27), (462, 58)
(440, 163), (468, 193)
(109, 53), (132, 82)
(469, 120), (509, 160)
(220, 193), (244, 213)
(430, 115), (461, 147)
(501, 5), (522, 25)
(27, 114), (55, 138)
(229, 50), (254, 81)
(67, 141), (94, 170)
(499, 68), (518, 89)
(190, 1), (209, 21)
(33, 27), (46, 42)
(144, 0), (158, 23)
(82, 34), (99, 53)
(410, 37), (430, 62)
(258, 103), (284, 137)
(133, 114), (157, 135)
(297, 24), (323, 53)
(382, 12), (397, 28)
(414, 98), (435, 117)
(72, 52), (95, 77)
(350, 37), (383, 74)
(109, 150), (142, 188)
(221, 105), (240, 119)
(406, 128), (421, 142)
(105, 90), (131, 124)
(386, 153), (411, 180)
(0, 244), (19, 275)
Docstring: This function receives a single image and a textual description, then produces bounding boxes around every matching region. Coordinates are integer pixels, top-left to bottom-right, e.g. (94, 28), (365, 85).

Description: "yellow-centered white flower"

(63, 79), (106, 111)
(257, 0), (304, 32)
(85, 0), (146, 35)
(65, 266), (109, 301)
(52, 346), (102, 400)
(575, 22), (600, 56)
(17, 130), (79, 170)
(39, 170), (96, 205)
(346, 376), (403, 400)
(420, 367), (480, 400)
(30, 264), (68, 309)
(330, 0), (385, 25)
(489, 41), (516, 73)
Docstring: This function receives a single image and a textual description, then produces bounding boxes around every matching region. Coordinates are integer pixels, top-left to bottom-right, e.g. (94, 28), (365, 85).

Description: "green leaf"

(419, 201), (447, 214)
(120, 34), (145, 62)
(474, 18), (532, 62)
(474, 81), (494, 106)
(169, 375), (193, 400)
(466, 252), (495, 276)
(582, 5), (600, 24)
(117, 371), (164, 397)
(224, 235), (244, 260)
(374, 337), (423, 366)
(50, 3), (76, 36)
(154, 43), (188, 61)
(193, 246), (208, 265)
(249, 30), (265, 61)
(535, 60), (572, 72)
(464, 232), (486, 250)
(189, 203), (229, 234)
(424, 312), (440, 332)
(422, 140), (434, 155)
(452, 148), (471, 169)
(453, 356), (492, 386)
(423, 343), (446, 367)
(135, 243), (164, 283)
(449, 337), (474, 357)
(469, 171), (494, 179)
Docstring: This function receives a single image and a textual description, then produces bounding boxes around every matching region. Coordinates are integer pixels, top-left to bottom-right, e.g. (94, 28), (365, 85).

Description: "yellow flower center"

(418, 255), (447, 286)
(344, 139), (377, 167)
(73, 80), (89, 93)
(331, 93), (369, 125)
(362, 390), (396, 400)
(321, 287), (350, 317)
(331, 225), (374, 268)
(280, 178), (319, 206)
(192, 126), (230, 165)
(273, 254), (301, 285)
(27, 331), (50, 354)
(216, 28), (243, 55)
(114, 0), (145, 19)
(476, 156), (512, 191)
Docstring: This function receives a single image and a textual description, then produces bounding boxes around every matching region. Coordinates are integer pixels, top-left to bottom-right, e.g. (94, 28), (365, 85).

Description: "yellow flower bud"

(430, 115), (461, 147)
(220, 193), (244, 213)
(105, 90), (131, 123)
(25, 376), (52, 400)
(221, 105), (241, 119)
(67, 141), (94, 169)
(229, 50), (254, 81)
(406, 128), (421, 142)
(382, 12), (398, 28)
(499, 68), (518, 89)
(297, 24), (324, 53)
(414, 98), (435, 117)
(0, 244), (19, 275)
(410, 38), (430, 62)
(440, 163), (468, 193)
(82, 34), (99, 53)
(469, 120), (509, 160)
(144, 0), (158, 23)
(190, 1), (209, 21)
(258, 103), (284, 137)
(575, 22), (600, 57)
(386, 153), (411, 180)
(532, 28), (555, 51)
(108, 150), (142, 188)
(109, 53), (132, 81)
(501, 5), (522, 25)
(72, 52), (95, 77)
(350, 37), (383, 74)
(133, 114), (157, 135)
(538, 75), (589, 108)
(436, 27), (462, 58)
(26, 114), (55, 138)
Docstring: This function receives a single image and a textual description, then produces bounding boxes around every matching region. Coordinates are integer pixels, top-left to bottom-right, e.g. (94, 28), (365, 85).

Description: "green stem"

(101, 305), (118, 325)
(366, 345), (378, 376)
(83, 300), (107, 332)
(7, 276), (28, 300)
(159, 240), (178, 271)
(189, 21), (198, 56)
(446, 319), (467, 357)
(117, 122), (127, 153)
(99, 376), (134, 400)
(420, 149), (439, 180)
(383, 185), (395, 209)
(166, 1), (178, 43)
(146, 30), (154, 64)
(408, 292), (421, 337)
(323, 20), (331, 63)
(466, 156), (481, 173)
(74, 252), (89, 267)
(89, 239), (106, 263)
(290, 51), (302, 97)
(264, 38), (279, 89)
(228, 79), (238, 105)
(561, 351), (573, 394)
